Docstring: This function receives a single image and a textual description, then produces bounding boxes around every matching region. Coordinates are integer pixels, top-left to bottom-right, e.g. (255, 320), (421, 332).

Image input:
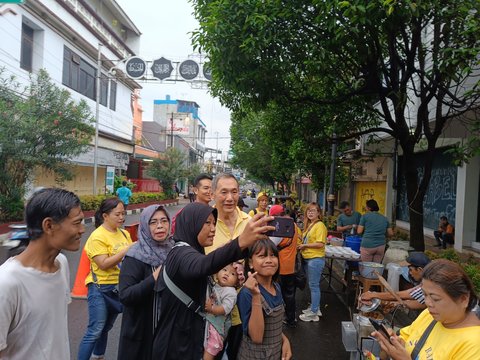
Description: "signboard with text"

(170, 113), (190, 135)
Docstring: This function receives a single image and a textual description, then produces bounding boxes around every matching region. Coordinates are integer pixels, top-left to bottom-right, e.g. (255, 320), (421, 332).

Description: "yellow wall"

(355, 181), (387, 215)
(34, 166), (106, 195)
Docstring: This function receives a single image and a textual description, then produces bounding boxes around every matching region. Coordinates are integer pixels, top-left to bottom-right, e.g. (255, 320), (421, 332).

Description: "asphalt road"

(66, 198), (352, 360)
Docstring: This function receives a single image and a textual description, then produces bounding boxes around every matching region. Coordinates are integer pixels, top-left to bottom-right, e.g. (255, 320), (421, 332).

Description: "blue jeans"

(78, 284), (119, 360)
(305, 257), (325, 313)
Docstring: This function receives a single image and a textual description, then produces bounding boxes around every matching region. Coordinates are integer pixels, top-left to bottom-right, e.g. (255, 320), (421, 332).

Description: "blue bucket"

(345, 235), (362, 253)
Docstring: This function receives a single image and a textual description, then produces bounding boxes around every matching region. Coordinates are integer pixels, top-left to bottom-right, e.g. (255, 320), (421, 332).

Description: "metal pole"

(170, 112), (174, 148)
(93, 43), (102, 195)
(328, 133), (337, 216)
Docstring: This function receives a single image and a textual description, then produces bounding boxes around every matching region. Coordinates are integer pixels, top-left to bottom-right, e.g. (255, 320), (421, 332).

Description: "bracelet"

(252, 302), (262, 306)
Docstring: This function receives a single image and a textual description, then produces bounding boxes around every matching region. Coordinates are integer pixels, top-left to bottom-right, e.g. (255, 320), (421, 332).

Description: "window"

(109, 80), (117, 111)
(62, 46), (96, 101)
(20, 23), (34, 71)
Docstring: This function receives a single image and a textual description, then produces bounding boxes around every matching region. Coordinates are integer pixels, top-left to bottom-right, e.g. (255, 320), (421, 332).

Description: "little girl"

(203, 263), (239, 360)
(237, 239), (292, 360)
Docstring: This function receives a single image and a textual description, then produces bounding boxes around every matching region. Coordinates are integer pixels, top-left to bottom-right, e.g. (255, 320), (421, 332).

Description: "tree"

(0, 69), (94, 221)
(192, 0), (480, 250)
(148, 148), (187, 198)
(182, 162), (203, 186)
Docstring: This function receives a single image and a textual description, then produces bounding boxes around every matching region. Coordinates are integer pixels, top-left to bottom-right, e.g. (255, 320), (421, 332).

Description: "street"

(66, 198), (351, 360)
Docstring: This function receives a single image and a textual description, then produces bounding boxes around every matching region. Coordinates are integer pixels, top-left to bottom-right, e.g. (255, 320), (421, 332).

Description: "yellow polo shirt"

(205, 207), (251, 254)
(206, 207), (250, 326)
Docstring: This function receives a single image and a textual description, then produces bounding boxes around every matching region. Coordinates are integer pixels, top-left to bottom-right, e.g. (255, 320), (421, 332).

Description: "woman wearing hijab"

(117, 205), (174, 360)
(151, 202), (278, 360)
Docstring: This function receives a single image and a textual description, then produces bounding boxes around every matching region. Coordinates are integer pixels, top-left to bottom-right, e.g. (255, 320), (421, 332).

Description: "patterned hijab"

(126, 205), (174, 267)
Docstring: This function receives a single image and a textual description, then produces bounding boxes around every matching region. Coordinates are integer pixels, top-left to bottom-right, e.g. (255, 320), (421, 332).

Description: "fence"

(130, 179), (161, 193)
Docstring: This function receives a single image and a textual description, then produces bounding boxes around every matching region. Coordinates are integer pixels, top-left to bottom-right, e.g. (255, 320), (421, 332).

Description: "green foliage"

(113, 175), (136, 194)
(79, 192), (168, 211)
(425, 249), (480, 293)
(192, 0), (480, 250)
(182, 163), (203, 186)
(0, 68), (94, 222)
(147, 148), (187, 198)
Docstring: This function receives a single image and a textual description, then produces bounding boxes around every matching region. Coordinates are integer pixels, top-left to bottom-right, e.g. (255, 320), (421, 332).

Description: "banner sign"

(169, 113), (190, 135)
(122, 56), (210, 82)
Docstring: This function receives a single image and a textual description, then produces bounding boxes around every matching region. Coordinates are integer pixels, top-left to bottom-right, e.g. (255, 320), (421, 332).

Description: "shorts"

(204, 323), (224, 356)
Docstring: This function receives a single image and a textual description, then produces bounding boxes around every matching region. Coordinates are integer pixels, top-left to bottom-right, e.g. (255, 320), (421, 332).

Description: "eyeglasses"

(149, 218), (169, 226)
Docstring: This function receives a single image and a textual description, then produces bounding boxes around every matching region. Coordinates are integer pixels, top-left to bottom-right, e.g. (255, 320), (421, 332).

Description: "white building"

(0, 0), (141, 195)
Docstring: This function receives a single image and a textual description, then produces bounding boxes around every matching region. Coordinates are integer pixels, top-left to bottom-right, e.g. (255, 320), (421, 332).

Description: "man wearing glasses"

(358, 252), (431, 310)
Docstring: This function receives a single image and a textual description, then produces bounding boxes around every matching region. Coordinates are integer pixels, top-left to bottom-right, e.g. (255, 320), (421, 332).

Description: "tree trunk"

(403, 150), (427, 251)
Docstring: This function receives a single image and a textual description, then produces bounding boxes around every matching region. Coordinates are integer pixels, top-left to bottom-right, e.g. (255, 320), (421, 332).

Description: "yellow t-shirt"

(205, 208), (250, 254)
(400, 308), (480, 360)
(84, 226), (132, 285)
(247, 208), (268, 218)
(301, 221), (327, 259)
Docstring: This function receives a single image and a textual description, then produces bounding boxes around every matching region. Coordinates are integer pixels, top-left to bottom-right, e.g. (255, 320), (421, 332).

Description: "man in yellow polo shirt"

(206, 173), (250, 359)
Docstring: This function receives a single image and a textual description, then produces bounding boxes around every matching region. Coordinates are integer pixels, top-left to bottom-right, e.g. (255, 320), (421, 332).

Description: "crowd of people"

(0, 179), (479, 360)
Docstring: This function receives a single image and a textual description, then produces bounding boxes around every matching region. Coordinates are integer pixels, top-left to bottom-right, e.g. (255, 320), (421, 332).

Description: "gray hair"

(212, 173), (239, 192)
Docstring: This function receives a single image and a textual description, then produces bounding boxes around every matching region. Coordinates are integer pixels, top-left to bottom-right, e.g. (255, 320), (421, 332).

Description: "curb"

(82, 200), (179, 225)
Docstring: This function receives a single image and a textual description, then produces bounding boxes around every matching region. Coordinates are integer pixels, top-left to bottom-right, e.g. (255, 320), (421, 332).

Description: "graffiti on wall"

(355, 181), (387, 215)
(396, 149), (457, 229)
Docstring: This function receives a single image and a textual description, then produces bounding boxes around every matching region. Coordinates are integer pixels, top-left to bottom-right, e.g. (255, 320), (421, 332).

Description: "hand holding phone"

(369, 319), (392, 344)
(265, 217), (294, 238)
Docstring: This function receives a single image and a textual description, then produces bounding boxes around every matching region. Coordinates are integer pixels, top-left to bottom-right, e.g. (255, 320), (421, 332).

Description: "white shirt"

(0, 254), (71, 359)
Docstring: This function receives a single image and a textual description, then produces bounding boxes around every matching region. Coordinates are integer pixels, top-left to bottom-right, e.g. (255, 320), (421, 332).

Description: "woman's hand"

(238, 213), (275, 249)
(297, 244), (307, 251)
(281, 333), (292, 360)
(372, 330), (409, 360)
(244, 271), (260, 295)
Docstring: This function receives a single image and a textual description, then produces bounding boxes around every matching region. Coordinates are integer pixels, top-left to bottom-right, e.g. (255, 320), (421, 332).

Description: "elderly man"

(207, 174), (269, 360)
(359, 252), (431, 310)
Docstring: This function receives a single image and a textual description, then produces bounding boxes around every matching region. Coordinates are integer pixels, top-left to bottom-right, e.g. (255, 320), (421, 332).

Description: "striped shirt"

(409, 285), (425, 304)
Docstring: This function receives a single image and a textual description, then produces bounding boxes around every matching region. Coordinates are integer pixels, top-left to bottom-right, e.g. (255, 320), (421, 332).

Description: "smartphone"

(266, 217), (294, 238)
(369, 319), (392, 343)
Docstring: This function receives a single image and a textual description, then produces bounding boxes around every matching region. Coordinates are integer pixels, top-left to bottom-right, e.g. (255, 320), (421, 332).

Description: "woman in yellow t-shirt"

(373, 259), (480, 360)
(78, 198), (132, 360)
(298, 202), (327, 322)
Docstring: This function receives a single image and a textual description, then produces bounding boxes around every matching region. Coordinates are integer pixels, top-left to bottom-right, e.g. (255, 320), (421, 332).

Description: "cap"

(406, 252), (431, 268)
(269, 205), (285, 216)
(237, 198), (248, 208)
(256, 191), (268, 201)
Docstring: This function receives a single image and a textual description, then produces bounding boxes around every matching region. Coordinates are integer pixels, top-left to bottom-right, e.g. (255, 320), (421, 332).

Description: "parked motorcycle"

(1, 224), (29, 264)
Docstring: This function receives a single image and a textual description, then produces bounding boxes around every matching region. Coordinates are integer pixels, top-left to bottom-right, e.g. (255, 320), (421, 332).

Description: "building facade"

(0, 0), (141, 195)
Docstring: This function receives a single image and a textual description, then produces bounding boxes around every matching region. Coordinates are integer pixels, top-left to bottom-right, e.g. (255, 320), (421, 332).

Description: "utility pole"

(93, 43), (102, 195)
(170, 112), (174, 148)
(328, 132), (337, 216)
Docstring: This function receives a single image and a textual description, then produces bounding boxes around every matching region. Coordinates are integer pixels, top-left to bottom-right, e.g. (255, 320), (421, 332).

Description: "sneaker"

(302, 308), (323, 316)
(299, 312), (320, 322)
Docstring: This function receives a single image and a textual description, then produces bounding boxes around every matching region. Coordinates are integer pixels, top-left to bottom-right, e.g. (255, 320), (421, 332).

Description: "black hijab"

(172, 202), (217, 254)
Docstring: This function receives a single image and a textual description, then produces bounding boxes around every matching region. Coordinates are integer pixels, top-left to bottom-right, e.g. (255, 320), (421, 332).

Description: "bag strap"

(163, 266), (205, 318)
(162, 241), (205, 318)
(410, 320), (437, 360)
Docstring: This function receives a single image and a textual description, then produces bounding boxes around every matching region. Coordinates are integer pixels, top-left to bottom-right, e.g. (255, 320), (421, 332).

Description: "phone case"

(266, 217), (294, 238)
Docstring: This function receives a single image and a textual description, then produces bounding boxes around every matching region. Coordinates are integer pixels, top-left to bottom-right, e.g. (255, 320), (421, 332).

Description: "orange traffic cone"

(71, 248), (90, 299)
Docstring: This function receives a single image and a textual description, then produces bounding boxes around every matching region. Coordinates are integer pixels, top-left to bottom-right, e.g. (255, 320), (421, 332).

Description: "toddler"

(203, 263), (239, 360)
